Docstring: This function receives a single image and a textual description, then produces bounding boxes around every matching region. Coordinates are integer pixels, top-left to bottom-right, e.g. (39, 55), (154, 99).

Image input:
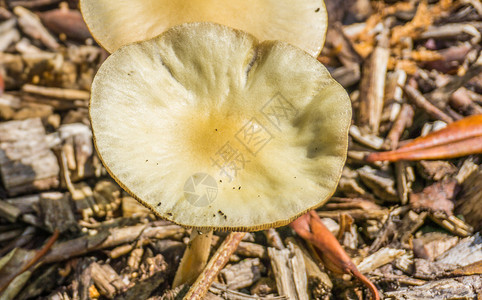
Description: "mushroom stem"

(173, 228), (213, 288)
(184, 231), (246, 300)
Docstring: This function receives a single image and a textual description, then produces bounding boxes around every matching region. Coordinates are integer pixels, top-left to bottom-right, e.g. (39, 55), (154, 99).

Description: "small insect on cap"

(90, 23), (351, 231)
(80, 0), (327, 57)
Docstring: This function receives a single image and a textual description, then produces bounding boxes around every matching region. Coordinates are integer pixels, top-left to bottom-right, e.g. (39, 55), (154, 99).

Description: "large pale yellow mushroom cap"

(90, 23), (351, 231)
(80, 0), (327, 57)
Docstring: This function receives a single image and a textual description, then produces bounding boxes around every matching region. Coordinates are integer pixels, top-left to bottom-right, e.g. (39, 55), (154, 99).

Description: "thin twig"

(184, 232), (246, 300)
(403, 84), (454, 123)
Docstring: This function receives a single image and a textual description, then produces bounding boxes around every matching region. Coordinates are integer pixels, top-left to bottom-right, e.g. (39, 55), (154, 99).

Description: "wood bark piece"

(0, 200), (21, 222)
(456, 167), (482, 231)
(403, 84), (454, 123)
(0, 228), (23, 242)
(429, 212), (473, 237)
(16, 264), (59, 300)
(58, 123), (94, 180)
(127, 247), (143, 270)
(395, 161), (415, 205)
(22, 92), (87, 110)
(0, 248), (35, 295)
(0, 269), (32, 300)
(384, 275), (481, 300)
(5, 194), (40, 215)
(250, 277), (278, 297)
(9, 0), (62, 9)
(91, 262), (126, 299)
(357, 247), (406, 274)
(412, 233), (458, 261)
(13, 6), (59, 50)
(92, 179), (121, 215)
(349, 125), (385, 150)
(285, 237), (332, 298)
(455, 157), (479, 186)
(369, 207), (407, 252)
(70, 183), (95, 220)
(399, 210), (428, 246)
(409, 180), (457, 216)
(450, 87), (482, 115)
(118, 254), (167, 300)
(110, 243), (134, 259)
(417, 160), (457, 181)
(0, 94), (21, 121)
(318, 209), (388, 222)
(384, 70), (407, 105)
(22, 84), (90, 100)
(153, 239), (185, 266)
(419, 23), (481, 43)
(0, 118), (59, 196)
(386, 104), (414, 150)
(220, 258), (264, 290)
(358, 30), (389, 134)
(436, 233), (482, 267)
(326, 22), (363, 67)
(332, 64), (361, 88)
(41, 223), (184, 264)
(39, 192), (78, 233)
(413, 258), (458, 280)
(236, 241), (268, 259)
(264, 228), (285, 250)
(268, 244), (308, 300)
(38, 8), (91, 42)
(210, 282), (284, 300)
(1, 229), (59, 294)
(0, 25), (20, 52)
(0, 233), (58, 300)
(358, 166), (398, 202)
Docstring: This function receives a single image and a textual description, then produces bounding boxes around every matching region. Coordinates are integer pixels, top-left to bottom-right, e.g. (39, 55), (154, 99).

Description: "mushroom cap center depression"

(184, 108), (247, 164)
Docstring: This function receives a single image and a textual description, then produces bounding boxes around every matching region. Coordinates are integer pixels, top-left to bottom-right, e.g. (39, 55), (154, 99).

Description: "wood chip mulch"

(0, 0), (481, 299)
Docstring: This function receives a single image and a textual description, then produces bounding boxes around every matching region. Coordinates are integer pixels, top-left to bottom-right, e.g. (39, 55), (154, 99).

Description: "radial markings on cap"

(89, 23), (351, 231)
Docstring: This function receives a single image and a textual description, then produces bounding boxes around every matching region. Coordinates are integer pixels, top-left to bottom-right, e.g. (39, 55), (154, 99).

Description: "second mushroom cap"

(80, 0), (328, 57)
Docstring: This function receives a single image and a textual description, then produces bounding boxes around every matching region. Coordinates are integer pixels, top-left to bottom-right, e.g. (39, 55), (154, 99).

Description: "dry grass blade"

(366, 114), (482, 162)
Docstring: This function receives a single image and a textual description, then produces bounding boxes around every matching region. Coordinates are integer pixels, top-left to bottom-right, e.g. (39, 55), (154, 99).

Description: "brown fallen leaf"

(365, 114), (482, 162)
(291, 211), (380, 300)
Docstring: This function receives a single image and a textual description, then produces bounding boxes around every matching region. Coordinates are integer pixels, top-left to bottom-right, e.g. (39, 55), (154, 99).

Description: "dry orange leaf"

(291, 211), (380, 300)
(366, 114), (482, 162)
